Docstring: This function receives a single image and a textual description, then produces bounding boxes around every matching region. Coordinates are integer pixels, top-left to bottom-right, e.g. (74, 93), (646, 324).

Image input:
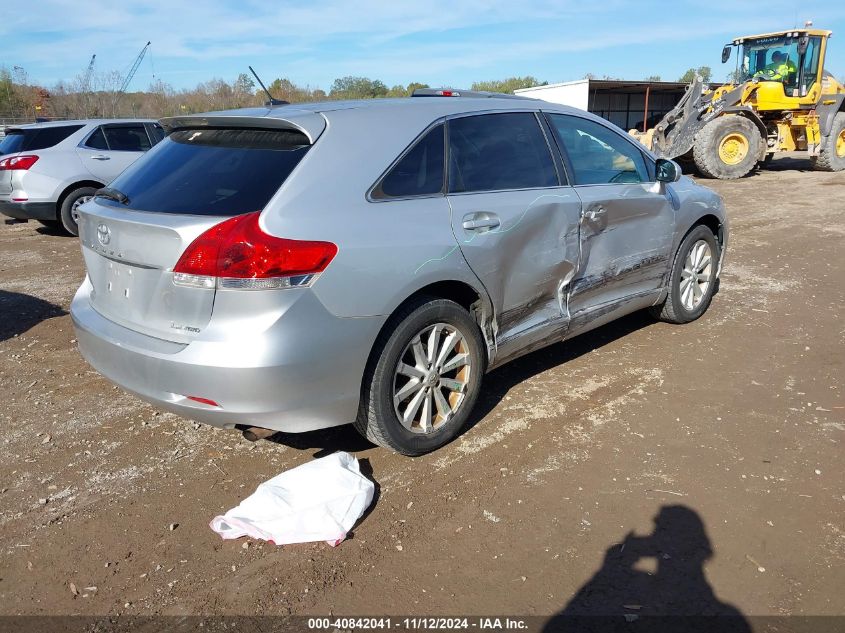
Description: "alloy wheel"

(679, 240), (713, 311)
(70, 195), (93, 224)
(392, 323), (471, 434)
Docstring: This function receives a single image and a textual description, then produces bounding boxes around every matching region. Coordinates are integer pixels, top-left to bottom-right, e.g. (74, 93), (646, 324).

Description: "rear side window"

(547, 114), (649, 185)
(103, 128), (311, 216)
(447, 113), (557, 194)
(0, 131), (26, 155)
(372, 123), (444, 199)
(103, 125), (151, 151)
(0, 125), (83, 153)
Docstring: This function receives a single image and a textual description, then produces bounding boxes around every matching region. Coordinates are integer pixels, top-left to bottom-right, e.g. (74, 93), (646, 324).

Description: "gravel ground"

(0, 156), (843, 629)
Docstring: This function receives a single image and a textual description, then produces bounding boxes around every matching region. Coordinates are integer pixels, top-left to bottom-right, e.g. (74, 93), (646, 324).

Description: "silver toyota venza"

(71, 91), (728, 455)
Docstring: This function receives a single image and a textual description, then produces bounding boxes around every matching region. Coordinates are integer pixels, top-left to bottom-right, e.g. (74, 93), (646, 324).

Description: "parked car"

(70, 92), (728, 455)
(0, 119), (164, 235)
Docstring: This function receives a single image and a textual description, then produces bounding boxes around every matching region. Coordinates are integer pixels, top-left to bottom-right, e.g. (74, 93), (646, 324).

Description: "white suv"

(0, 119), (163, 235)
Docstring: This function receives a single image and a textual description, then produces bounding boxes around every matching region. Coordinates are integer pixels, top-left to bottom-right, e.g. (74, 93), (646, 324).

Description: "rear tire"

(59, 186), (97, 237)
(811, 112), (845, 172)
(650, 225), (720, 324)
(693, 115), (762, 180)
(354, 297), (485, 456)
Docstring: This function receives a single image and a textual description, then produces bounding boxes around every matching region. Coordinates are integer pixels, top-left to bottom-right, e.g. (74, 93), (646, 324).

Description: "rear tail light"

(0, 155), (39, 171)
(172, 211), (337, 290)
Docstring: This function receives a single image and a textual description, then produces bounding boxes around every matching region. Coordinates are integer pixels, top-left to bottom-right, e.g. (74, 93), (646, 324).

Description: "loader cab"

(732, 29), (831, 109)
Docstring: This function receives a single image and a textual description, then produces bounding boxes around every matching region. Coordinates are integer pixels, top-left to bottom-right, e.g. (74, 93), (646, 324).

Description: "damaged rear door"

(545, 113), (675, 318)
(445, 112), (582, 362)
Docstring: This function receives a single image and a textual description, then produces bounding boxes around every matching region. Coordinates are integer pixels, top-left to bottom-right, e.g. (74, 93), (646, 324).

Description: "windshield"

(740, 35), (803, 85)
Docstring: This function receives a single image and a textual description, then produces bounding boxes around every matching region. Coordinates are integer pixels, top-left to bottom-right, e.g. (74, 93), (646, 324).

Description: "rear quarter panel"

(259, 106), (491, 320)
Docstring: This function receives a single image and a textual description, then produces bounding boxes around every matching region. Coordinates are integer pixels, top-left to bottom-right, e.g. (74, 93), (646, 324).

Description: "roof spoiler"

(411, 88), (535, 100)
(158, 113), (326, 144)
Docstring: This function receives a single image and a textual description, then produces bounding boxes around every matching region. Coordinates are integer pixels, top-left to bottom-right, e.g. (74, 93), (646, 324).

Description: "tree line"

(2, 63), (755, 123)
(1, 68), (550, 122)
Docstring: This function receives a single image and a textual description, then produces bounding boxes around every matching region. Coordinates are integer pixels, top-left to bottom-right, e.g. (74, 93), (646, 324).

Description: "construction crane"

(82, 54), (96, 89)
(118, 41), (150, 94)
(81, 54), (96, 118)
(111, 41), (150, 116)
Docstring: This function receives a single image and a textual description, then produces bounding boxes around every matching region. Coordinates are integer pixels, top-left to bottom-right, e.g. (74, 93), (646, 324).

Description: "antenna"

(249, 66), (289, 106)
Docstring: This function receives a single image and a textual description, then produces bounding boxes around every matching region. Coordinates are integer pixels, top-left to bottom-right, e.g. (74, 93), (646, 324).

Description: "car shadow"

(264, 309), (657, 456)
(543, 505), (751, 633)
(266, 424), (376, 458)
(32, 222), (71, 237)
(462, 309), (656, 434)
(0, 289), (68, 342)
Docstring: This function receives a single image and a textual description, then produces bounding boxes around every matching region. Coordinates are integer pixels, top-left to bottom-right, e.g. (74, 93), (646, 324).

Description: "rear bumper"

(0, 198), (55, 221)
(70, 278), (384, 433)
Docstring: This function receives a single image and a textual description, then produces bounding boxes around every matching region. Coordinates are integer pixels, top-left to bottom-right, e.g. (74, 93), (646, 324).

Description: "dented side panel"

(447, 188), (582, 360)
(567, 183), (675, 317)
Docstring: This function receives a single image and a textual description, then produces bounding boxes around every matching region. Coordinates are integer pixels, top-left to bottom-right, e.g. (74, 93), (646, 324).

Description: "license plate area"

(103, 259), (136, 302)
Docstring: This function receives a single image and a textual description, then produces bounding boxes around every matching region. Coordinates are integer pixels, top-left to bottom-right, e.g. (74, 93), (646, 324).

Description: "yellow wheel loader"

(633, 25), (845, 179)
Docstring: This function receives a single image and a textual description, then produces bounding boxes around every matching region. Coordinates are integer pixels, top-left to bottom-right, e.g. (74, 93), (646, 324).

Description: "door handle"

(583, 205), (606, 222)
(90, 155), (110, 161)
(462, 214), (501, 231)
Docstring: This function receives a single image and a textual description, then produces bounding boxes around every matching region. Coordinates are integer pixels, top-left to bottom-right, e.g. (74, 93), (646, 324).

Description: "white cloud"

(3, 0), (845, 88)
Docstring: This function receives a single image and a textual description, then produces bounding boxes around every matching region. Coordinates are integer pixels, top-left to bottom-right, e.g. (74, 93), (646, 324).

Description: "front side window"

(103, 125), (151, 152)
(84, 127), (109, 150)
(448, 112), (558, 194)
(800, 37), (822, 89)
(372, 123), (444, 199)
(149, 124), (166, 144)
(547, 114), (649, 185)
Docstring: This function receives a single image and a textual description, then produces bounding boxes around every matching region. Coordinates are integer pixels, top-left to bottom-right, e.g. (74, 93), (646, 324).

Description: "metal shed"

(515, 79), (690, 132)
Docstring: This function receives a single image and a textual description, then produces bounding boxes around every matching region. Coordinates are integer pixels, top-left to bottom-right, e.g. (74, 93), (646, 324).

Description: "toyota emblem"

(97, 223), (111, 245)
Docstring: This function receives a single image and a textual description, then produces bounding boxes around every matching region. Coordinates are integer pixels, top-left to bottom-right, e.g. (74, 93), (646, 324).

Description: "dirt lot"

(0, 156), (843, 630)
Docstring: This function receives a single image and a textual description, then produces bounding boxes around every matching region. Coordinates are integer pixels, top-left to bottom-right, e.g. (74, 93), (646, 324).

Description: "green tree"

(234, 73), (255, 96)
(386, 84), (408, 98)
(406, 81), (429, 94)
(471, 76), (543, 94)
(678, 66), (712, 83)
(329, 76), (389, 100)
(644, 75), (662, 82)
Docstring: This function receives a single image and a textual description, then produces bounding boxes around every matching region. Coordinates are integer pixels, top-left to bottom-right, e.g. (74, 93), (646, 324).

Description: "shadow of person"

(0, 289), (67, 342)
(544, 505), (750, 633)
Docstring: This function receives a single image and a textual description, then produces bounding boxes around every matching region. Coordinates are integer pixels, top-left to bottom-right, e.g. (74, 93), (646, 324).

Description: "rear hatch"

(0, 124), (85, 195)
(77, 116), (322, 343)
(0, 129), (28, 195)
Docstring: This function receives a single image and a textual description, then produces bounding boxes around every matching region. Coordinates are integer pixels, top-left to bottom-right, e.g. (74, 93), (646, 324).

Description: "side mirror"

(721, 45), (732, 64)
(656, 158), (682, 183)
(797, 35), (809, 56)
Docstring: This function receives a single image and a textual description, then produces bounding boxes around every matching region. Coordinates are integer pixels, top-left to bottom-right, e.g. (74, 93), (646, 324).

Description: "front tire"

(693, 115), (762, 180)
(355, 297), (485, 456)
(811, 112), (845, 172)
(59, 186), (97, 237)
(650, 225), (720, 324)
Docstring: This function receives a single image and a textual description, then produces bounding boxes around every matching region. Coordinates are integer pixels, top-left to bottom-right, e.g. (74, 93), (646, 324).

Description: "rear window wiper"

(95, 187), (130, 205)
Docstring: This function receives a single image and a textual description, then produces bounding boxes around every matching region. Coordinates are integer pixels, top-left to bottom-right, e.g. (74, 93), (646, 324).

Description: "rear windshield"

(0, 125), (84, 154)
(101, 128), (311, 216)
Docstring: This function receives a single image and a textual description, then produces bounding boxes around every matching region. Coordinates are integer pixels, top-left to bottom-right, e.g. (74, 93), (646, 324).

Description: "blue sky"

(2, 0), (844, 92)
